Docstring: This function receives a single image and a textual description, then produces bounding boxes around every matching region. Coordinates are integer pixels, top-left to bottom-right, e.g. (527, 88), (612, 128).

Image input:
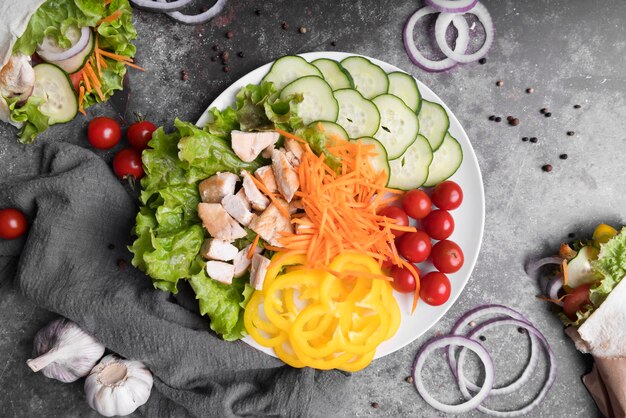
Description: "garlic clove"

(85, 355), (153, 417)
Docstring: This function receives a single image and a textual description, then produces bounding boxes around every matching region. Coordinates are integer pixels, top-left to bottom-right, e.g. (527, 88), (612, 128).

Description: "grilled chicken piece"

(233, 243), (262, 278)
(289, 199), (304, 214)
(261, 143), (275, 159)
(222, 193), (254, 226)
(271, 149), (300, 202)
(284, 138), (304, 166)
(206, 260), (235, 284)
(249, 199), (292, 246)
(241, 170), (269, 211)
(197, 203), (246, 241)
(231, 130), (280, 162)
(250, 253), (271, 290)
(198, 172), (239, 203)
(254, 165), (278, 193)
(235, 188), (251, 210)
(200, 238), (239, 261)
(0, 54), (35, 98)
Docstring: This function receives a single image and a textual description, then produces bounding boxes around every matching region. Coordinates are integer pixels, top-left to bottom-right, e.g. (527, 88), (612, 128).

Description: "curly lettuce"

(590, 227), (626, 307)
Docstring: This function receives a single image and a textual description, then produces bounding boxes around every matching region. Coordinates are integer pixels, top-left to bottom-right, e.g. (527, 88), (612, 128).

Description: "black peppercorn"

(542, 164), (553, 172)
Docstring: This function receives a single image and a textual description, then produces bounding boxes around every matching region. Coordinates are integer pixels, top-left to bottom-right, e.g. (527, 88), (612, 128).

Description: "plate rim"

(196, 51), (485, 361)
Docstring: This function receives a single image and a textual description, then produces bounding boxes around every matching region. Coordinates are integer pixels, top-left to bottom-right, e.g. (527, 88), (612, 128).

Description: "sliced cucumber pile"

(311, 59), (354, 90)
(372, 94), (419, 159)
(31, 64), (78, 124)
(261, 54), (464, 189)
(280, 76), (338, 125)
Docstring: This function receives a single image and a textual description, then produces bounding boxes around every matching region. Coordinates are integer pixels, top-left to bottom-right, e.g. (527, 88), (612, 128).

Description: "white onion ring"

(524, 256), (563, 277)
(37, 27), (91, 63)
(130, 0), (193, 12)
(434, 2), (494, 64)
(412, 335), (495, 414)
(546, 276), (564, 306)
(426, 0), (478, 13)
(156, 0), (227, 24)
(402, 6), (470, 72)
(458, 318), (556, 416)
(447, 305), (539, 396)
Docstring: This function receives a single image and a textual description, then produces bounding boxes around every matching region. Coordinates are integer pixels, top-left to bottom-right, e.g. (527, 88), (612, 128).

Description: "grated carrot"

(246, 173), (291, 218)
(247, 235), (260, 259)
(98, 9), (123, 25)
(78, 86), (86, 115)
(561, 259), (569, 287)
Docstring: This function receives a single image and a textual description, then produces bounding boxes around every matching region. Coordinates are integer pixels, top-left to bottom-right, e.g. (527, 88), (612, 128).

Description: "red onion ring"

(156, 0), (227, 24)
(434, 2), (494, 64)
(447, 305), (539, 396)
(524, 256), (563, 277)
(402, 6), (470, 72)
(36, 27), (91, 63)
(425, 0), (478, 13)
(458, 318), (556, 416)
(412, 335), (495, 414)
(129, 0), (193, 12)
(545, 276), (564, 306)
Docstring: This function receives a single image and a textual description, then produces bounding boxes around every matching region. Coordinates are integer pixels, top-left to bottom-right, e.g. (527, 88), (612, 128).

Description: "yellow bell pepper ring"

(593, 223), (618, 245)
(337, 349), (377, 373)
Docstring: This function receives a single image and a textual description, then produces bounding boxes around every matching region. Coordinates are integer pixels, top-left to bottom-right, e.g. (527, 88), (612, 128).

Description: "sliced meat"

(0, 54), (35, 98)
(233, 243), (263, 278)
(284, 138), (304, 165)
(254, 165), (278, 193)
(206, 261), (235, 285)
(250, 253), (271, 290)
(231, 130), (280, 162)
(235, 188), (251, 211)
(197, 203), (247, 241)
(241, 170), (269, 211)
(289, 199), (304, 214)
(200, 238), (239, 261)
(222, 193), (254, 226)
(261, 142), (276, 159)
(198, 172), (239, 203)
(249, 199), (292, 247)
(271, 149), (300, 202)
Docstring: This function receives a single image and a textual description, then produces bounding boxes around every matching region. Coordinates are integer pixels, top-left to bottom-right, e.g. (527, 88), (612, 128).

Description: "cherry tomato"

(422, 210), (455, 240)
(113, 148), (144, 180)
(127, 120), (157, 151)
(0, 208), (28, 240)
(88, 117), (121, 150)
(69, 72), (83, 92)
(420, 271), (451, 306)
(431, 181), (463, 210)
(402, 189), (432, 220)
(397, 230), (432, 263)
(563, 284), (591, 320)
(378, 206), (410, 238)
(390, 265), (420, 293)
(381, 256), (394, 270)
(431, 240), (464, 273)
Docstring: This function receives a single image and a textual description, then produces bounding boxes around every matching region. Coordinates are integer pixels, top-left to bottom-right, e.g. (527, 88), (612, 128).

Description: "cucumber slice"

(340, 56), (389, 99)
(308, 121), (349, 141)
(372, 94), (419, 159)
(567, 246), (600, 289)
(387, 135), (433, 190)
(280, 76), (338, 125)
(38, 27), (95, 74)
(334, 89), (380, 138)
(388, 72), (421, 112)
(352, 137), (390, 184)
(262, 56), (322, 91)
(418, 100), (450, 151)
(423, 132), (463, 187)
(31, 64), (78, 124)
(312, 58), (354, 90)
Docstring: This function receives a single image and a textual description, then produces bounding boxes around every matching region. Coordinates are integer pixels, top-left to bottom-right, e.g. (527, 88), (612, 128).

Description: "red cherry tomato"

(397, 230), (432, 263)
(422, 210), (455, 240)
(420, 271), (451, 306)
(113, 148), (144, 180)
(378, 206), (410, 238)
(431, 181), (463, 210)
(127, 120), (157, 151)
(563, 284), (591, 320)
(69, 72), (83, 92)
(390, 265), (420, 293)
(88, 117), (121, 150)
(0, 208), (28, 240)
(431, 240), (464, 273)
(402, 189), (432, 220)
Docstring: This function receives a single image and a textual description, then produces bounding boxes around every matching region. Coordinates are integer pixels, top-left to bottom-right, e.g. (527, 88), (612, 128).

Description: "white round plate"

(197, 52), (485, 360)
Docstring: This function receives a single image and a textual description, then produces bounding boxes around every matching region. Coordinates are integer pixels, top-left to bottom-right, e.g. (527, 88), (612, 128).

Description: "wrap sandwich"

(0, 0), (138, 143)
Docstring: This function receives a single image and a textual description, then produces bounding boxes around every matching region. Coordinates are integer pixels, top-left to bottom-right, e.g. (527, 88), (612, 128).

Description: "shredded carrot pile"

(561, 259), (569, 287)
(75, 6), (144, 114)
(273, 128), (422, 312)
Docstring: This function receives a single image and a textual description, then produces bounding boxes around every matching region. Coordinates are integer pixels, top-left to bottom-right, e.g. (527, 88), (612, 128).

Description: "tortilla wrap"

(0, 0), (47, 67)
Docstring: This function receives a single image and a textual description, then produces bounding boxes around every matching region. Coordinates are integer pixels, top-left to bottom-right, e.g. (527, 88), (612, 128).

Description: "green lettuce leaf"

(590, 227), (626, 307)
(7, 96), (50, 144)
(295, 125), (341, 171)
(232, 82), (303, 132)
(205, 107), (239, 139)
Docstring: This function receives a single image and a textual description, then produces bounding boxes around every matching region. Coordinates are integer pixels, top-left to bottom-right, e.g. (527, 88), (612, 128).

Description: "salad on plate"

(130, 54), (469, 371)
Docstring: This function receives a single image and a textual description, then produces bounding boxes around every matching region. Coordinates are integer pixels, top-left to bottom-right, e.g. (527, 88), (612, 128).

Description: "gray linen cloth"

(0, 142), (353, 417)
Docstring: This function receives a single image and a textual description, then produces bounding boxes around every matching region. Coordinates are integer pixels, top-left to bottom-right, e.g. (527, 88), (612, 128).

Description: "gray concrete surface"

(1, 0), (624, 415)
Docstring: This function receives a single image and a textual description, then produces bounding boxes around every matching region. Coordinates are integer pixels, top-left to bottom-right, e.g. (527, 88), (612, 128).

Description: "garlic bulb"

(27, 318), (105, 383)
(85, 355), (153, 417)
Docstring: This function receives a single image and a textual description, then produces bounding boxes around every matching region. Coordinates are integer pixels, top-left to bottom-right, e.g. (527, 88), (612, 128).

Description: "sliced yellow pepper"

(593, 223), (618, 246)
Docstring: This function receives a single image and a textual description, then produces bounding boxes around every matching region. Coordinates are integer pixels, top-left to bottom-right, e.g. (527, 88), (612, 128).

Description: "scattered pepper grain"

(180, 70), (188, 81)
(496, 80), (504, 87)
(223, 66), (230, 73)
(405, 376), (414, 384)
(478, 57), (487, 64)
(542, 164), (553, 172)
(281, 22), (289, 30)
(371, 402), (380, 409)
(530, 137), (538, 143)
(560, 154), (568, 160)
(299, 26), (307, 34)
(494, 117), (502, 122)
(225, 31), (234, 39)
(567, 131), (575, 136)
(526, 87), (534, 94)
